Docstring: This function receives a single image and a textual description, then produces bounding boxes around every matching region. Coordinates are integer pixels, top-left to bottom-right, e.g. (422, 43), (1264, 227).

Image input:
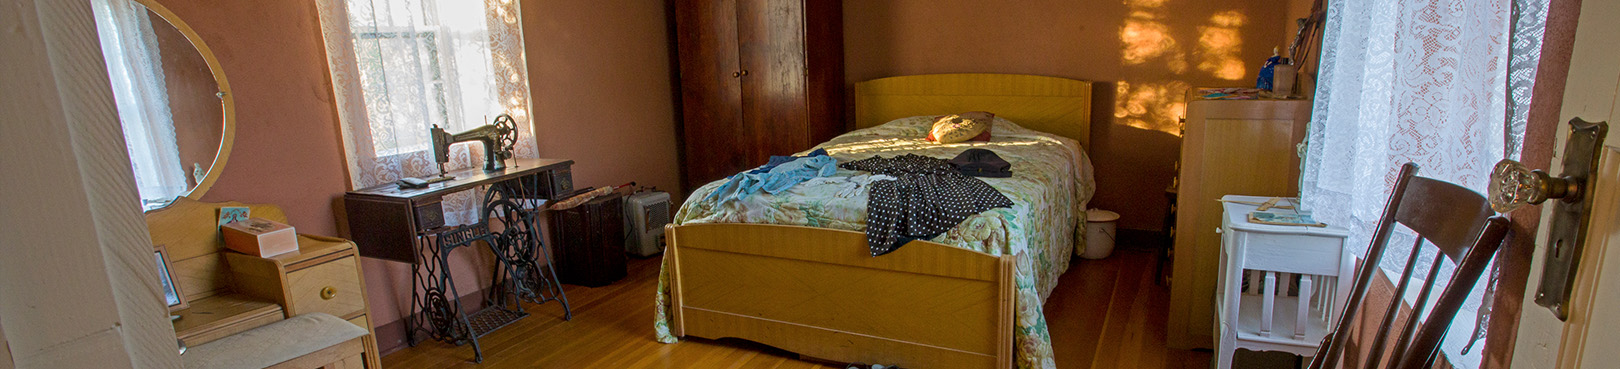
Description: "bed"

(654, 74), (1096, 369)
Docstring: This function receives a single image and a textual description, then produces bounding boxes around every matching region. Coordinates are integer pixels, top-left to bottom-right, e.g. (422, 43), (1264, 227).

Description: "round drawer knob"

(320, 286), (338, 300)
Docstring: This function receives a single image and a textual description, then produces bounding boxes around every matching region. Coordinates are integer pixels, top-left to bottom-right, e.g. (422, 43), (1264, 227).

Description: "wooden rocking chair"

(1308, 163), (1512, 369)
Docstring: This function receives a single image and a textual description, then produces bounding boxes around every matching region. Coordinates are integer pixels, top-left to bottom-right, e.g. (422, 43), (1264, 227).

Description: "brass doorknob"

(320, 286), (338, 300)
(1488, 159), (1581, 213)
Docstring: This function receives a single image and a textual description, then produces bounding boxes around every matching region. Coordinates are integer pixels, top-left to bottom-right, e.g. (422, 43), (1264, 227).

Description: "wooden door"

(735, 0), (810, 163)
(675, 0), (745, 191)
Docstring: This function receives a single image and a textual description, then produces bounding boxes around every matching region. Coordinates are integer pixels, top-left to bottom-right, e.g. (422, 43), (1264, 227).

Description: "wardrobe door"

(735, 0), (810, 162)
(675, 0), (745, 191)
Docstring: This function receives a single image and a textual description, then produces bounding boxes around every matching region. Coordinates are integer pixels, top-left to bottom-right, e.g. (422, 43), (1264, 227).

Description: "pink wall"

(156, 0), (350, 237)
(844, 0), (1298, 230)
(523, 0), (683, 200)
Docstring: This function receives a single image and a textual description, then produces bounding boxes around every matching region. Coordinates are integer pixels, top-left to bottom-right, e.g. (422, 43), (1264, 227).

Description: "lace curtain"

(1302, 0), (1547, 366)
(317, 0), (538, 225)
(93, 0), (188, 209)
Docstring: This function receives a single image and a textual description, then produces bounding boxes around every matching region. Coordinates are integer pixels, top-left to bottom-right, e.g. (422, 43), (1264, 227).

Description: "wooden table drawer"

(289, 256), (365, 318)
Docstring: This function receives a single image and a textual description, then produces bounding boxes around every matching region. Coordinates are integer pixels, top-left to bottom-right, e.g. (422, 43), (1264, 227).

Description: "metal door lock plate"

(1490, 118), (1608, 320)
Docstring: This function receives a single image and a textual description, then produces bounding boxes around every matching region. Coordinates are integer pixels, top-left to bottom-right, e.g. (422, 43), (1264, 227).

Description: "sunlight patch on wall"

(1118, 1), (1186, 73)
(1197, 11), (1246, 80)
(1120, 19), (1176, 65)
(1114, 80), (1190, 136)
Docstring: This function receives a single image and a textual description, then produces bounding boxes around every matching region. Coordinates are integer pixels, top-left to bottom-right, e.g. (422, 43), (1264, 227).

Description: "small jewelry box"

(221, 217), (298, 258)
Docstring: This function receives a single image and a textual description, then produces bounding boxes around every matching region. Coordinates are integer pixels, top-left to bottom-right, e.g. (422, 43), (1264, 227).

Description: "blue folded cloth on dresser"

(707, 149), (837, 204)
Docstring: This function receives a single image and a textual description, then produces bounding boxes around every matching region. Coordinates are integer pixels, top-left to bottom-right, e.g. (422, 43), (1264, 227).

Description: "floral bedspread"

(653, 116), (1096, 369)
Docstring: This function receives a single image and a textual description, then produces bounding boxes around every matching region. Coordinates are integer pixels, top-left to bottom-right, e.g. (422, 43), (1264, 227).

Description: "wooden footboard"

(666, 223), (1016, 369)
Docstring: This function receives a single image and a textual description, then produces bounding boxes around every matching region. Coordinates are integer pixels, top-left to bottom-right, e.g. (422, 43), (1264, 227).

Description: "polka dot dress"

(839, 154), (1014, 256)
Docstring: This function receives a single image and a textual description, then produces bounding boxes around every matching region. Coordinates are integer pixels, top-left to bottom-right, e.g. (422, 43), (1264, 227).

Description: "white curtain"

(318, 0), (538, 225)
(93, 0), (188, 209)
(1303, 0), (1546, 366)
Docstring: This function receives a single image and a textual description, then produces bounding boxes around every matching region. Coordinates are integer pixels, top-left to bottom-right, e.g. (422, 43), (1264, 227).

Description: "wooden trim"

(667, 223), (1015, 369)
(853, 73), (1093, 149)
(130, 0), (235, 201)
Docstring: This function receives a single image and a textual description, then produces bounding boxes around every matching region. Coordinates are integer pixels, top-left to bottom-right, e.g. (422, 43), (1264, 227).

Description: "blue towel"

(707, 149), (837, 204)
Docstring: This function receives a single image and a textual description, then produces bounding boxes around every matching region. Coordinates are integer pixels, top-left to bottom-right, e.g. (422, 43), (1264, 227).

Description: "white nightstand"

(1215, 195), (1353, 368)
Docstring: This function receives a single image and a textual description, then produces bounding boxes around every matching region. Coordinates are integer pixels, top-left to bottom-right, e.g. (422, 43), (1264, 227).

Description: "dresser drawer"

(288, 255), (366, 318)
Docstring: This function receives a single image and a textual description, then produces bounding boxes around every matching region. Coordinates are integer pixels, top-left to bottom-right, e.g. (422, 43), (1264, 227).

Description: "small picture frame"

(154, 244), (187, 312)
(218, 206), (251, 226)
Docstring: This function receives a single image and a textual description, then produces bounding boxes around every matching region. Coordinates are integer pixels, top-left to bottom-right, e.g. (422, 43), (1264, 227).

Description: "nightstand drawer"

(289, 255), (365, 318)
(1234, 232), (1344, 276)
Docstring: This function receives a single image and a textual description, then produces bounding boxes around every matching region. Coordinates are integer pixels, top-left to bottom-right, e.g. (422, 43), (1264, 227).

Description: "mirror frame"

(134, 0), (234, 201)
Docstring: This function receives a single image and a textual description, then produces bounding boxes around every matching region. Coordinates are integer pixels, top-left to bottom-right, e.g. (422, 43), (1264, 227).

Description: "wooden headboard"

(853, 73), (1093, 148)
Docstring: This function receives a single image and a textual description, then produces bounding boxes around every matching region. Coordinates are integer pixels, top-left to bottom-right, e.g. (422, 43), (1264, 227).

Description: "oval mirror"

(92, 0), (234, 211)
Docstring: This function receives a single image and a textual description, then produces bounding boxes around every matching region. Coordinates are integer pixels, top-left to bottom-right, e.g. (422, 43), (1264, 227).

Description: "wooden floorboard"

(384, 246), (1210, 368)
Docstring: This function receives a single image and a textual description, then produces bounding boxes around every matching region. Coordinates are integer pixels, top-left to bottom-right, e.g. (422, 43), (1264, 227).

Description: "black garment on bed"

(947, 148), (1013, 178)
(839, 154), (1014, 256)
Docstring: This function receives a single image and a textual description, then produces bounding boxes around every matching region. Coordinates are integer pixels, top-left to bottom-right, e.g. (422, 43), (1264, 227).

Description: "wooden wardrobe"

(673, 0), (844, 192)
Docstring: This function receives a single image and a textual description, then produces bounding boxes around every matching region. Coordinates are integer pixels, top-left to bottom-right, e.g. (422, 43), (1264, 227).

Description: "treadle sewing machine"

(396, 114), (523, 189)
(343, 115), (576, 363)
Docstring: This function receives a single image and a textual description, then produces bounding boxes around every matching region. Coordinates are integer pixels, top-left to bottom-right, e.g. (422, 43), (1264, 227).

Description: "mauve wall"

(844, 0), (1300, 231)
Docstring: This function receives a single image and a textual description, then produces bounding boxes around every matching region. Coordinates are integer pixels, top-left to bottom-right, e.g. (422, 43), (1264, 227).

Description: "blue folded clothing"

(707, 149), (837, 204)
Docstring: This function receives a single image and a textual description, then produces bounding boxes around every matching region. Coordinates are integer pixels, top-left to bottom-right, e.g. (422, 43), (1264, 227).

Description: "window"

(1302, 0), (1551, 367)
(318, 0), (536, 224)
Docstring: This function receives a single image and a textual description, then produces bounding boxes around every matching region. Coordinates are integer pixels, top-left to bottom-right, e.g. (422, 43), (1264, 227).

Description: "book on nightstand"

(1247, 211), (1327, 227)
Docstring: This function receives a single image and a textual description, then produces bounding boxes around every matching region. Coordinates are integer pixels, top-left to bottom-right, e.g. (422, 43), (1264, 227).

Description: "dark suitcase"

(550, 192), (627, 287)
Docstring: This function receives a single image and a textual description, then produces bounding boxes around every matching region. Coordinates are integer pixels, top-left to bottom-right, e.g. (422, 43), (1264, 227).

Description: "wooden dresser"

(1166, 91), (1311, 349)
(226, 236), (380, 366)
(673, 0), (844, 191)
(148, 198), (380, 367)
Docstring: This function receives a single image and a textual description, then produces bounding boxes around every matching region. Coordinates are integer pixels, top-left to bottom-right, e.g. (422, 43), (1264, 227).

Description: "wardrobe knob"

(740, 69), (749, 76)
(732, 71), (741, 78)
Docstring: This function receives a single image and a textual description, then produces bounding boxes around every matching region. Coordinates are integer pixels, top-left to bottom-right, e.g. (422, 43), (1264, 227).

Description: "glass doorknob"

(1489, 159), (1580, 213)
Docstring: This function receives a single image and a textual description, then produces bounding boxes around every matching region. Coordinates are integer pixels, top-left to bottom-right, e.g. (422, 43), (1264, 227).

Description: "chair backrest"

(1309, 163), (1512, 369)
